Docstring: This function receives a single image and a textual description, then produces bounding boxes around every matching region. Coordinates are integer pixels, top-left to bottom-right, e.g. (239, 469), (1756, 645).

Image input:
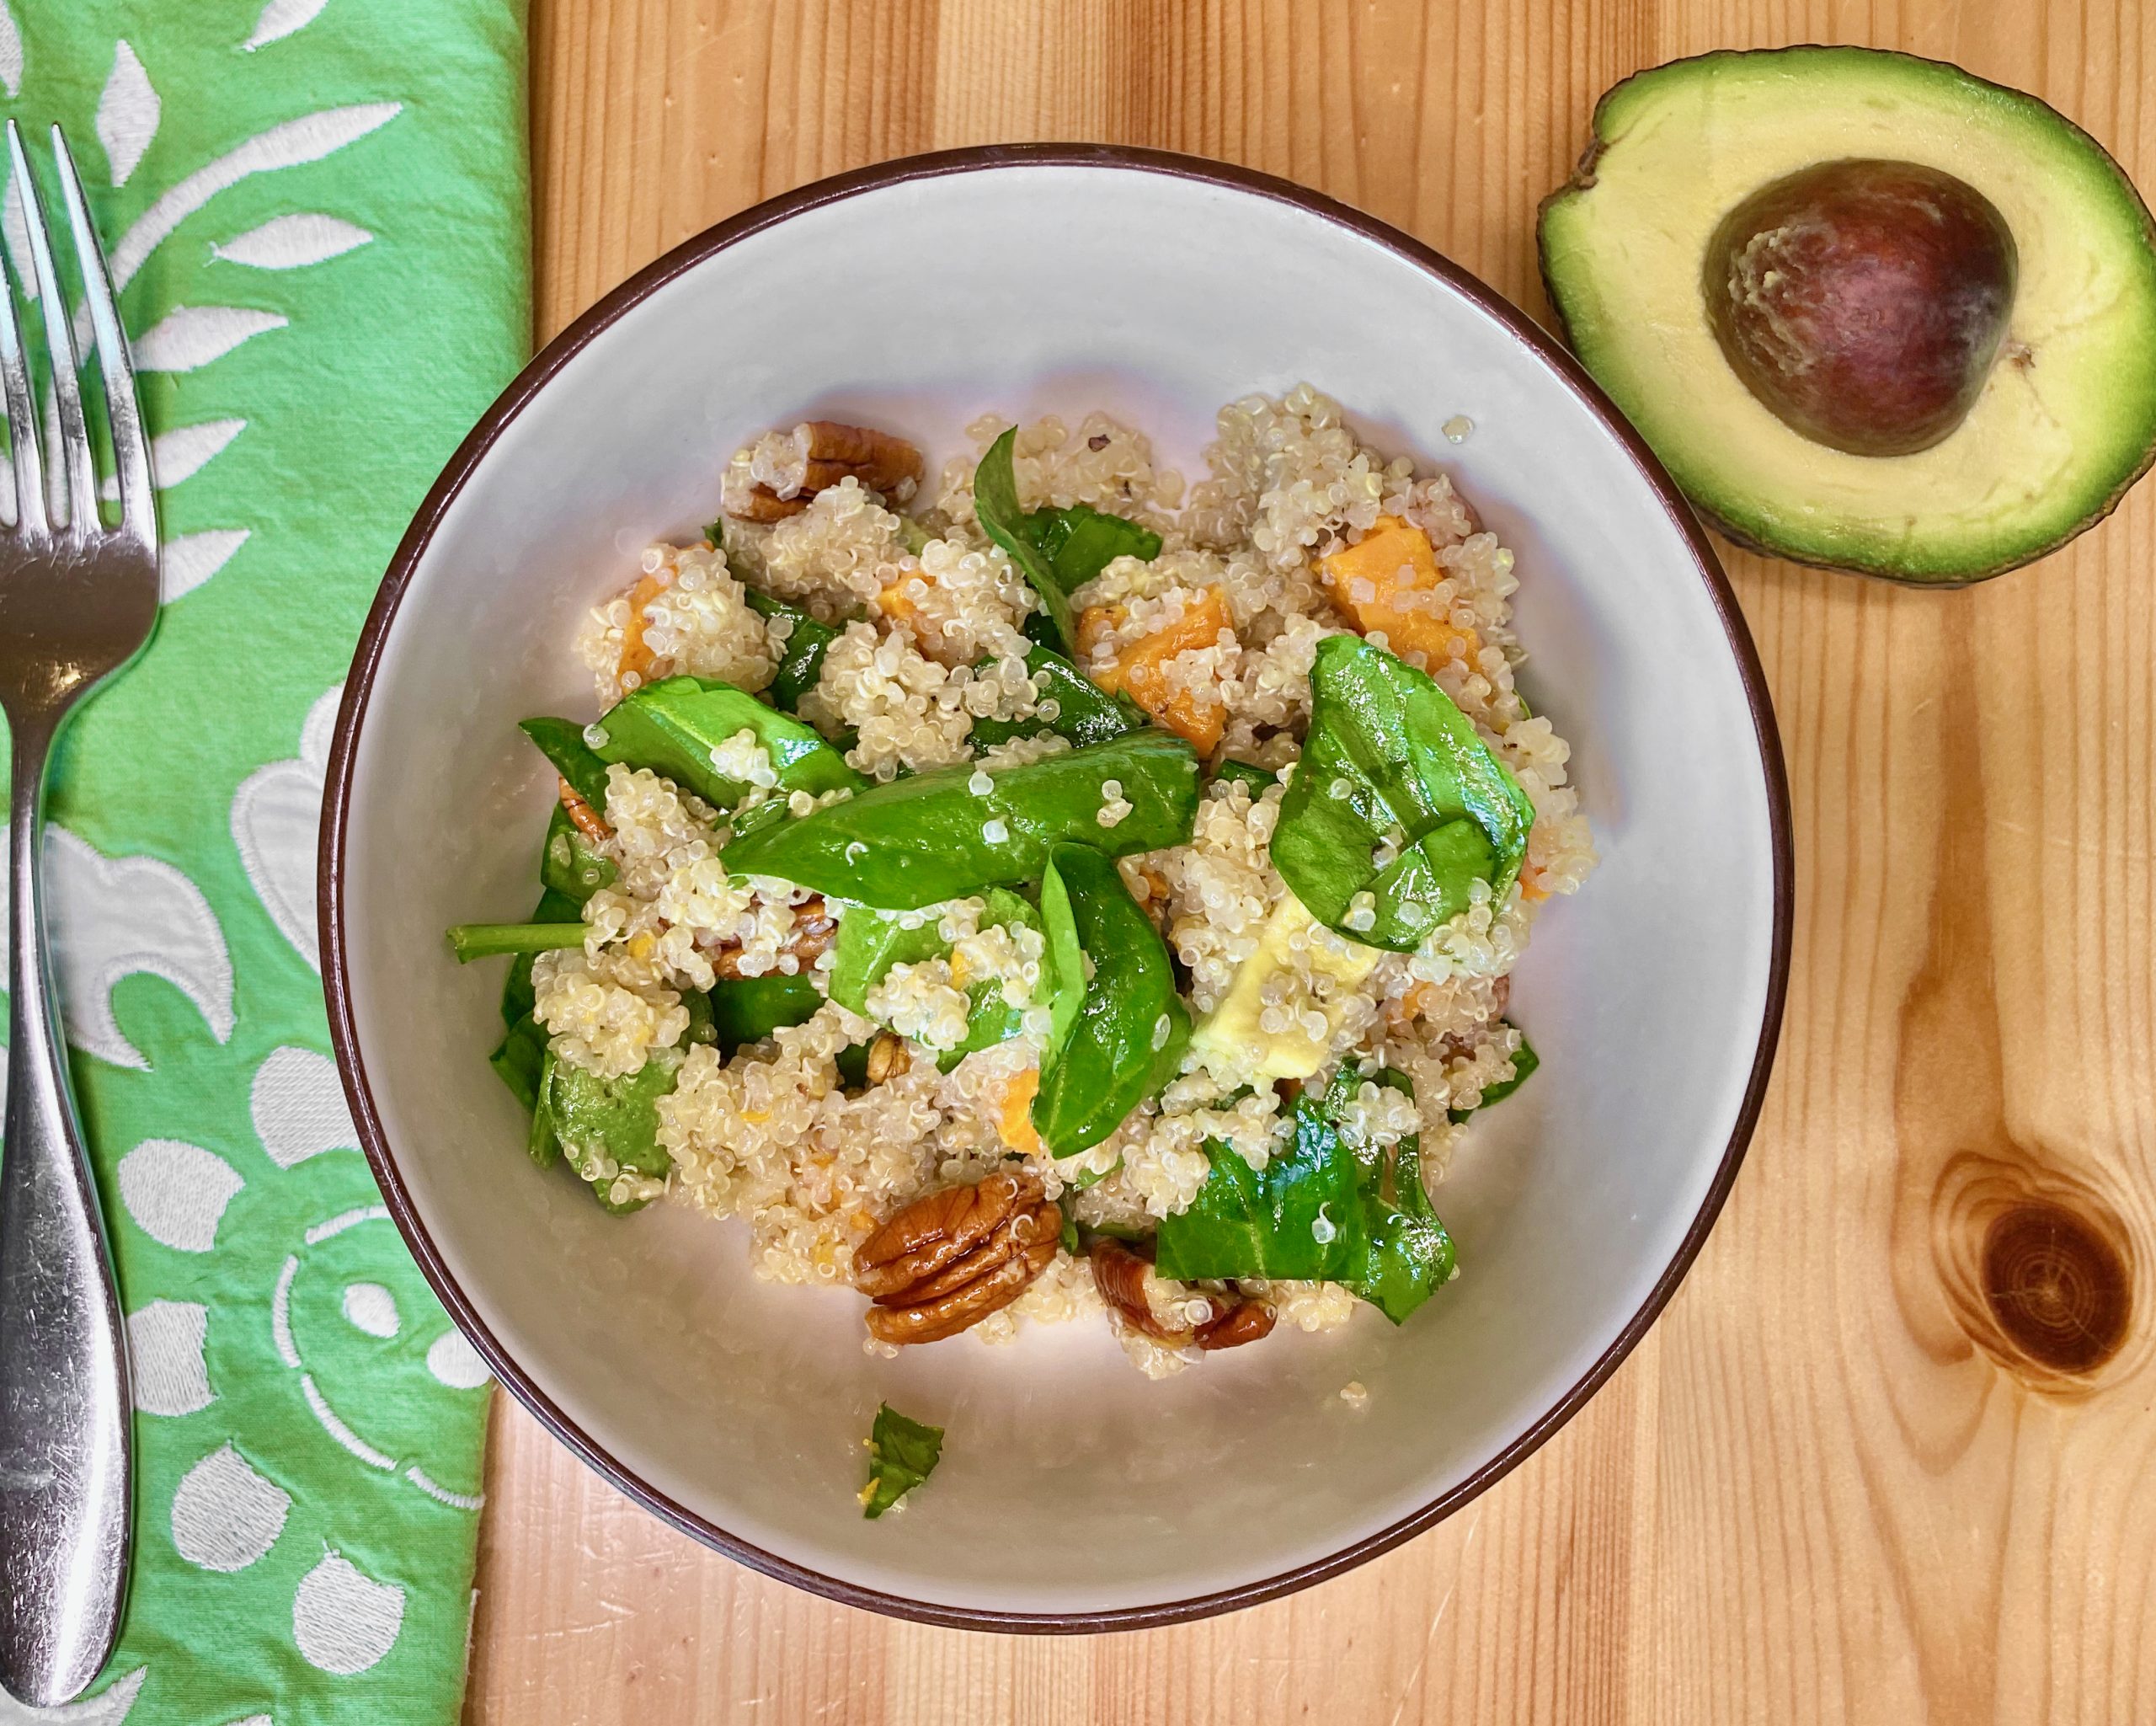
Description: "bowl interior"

(333, 157), (1782, 1620)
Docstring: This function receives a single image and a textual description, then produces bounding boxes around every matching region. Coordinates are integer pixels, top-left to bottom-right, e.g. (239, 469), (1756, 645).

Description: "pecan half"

(1088, 1237), (1273, 1352)
(705, 895), (836, 980)
(728, 421), (923, 522)
(1196, 1301), (1276, 1350)
(866, 1030), (910, 1085)
(558, 776), (611, 843)
(856, 1173), (1061, 1345)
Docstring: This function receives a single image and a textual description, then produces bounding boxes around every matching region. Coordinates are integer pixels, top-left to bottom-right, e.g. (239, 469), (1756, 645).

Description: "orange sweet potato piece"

(616, 573), (668, 684)
(1078, 588), (1231, 753)
(1000, 1069), (1043, 1156)
(1321, 516), (1483, 669)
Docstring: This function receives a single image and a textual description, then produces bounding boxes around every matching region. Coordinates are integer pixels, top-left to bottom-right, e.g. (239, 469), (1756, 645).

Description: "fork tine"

(6, 120), (93, 542)
(0, 241), (46, 539)
(49, 128), (147, 548)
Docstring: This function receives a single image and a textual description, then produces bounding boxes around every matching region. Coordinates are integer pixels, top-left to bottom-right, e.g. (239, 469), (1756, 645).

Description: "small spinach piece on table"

(1033, 843), (1192, 1157)
(593, 674), (863, 810)
(520, 716), (613, 810)
(862, 1403), (944, 1520)
(1448, 1030), (1539, 1122)
(1271, 635), (1534, 952)
(969, 644), (1149, 750)
(742, 588), (842, 713)
(721, 731), (1199, 910)
(973, 428), (1162, 656)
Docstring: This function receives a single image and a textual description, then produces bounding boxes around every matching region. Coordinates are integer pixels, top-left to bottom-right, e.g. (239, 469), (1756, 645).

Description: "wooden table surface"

(466, 3), (2156, 1720)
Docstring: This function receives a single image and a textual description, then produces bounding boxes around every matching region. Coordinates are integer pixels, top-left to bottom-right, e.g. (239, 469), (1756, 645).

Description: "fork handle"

(0, 712), (131, 1707)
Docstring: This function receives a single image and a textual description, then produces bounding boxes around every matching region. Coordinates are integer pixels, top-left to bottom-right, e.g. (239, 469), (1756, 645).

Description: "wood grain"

(470, 2), (2156, 1720)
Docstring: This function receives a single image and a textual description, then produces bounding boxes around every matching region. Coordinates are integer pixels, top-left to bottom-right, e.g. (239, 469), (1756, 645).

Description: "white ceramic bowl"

(323, 147), (1789, 1627)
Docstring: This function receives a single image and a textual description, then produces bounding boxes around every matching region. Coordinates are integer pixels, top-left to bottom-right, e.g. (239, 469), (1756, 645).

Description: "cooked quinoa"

(464, 387), (1595, 1378)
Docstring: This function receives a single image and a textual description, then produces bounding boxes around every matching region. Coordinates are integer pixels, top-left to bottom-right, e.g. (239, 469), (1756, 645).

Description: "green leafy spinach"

(1033, 843), (1189, 1157)
(1155, 1066), (1456, 1323)
(862, 1403), (944, 1519)
(972, 427), (1162, 656)
(1271, 635), (1534, 952)
(969, 644), (1149, 750)
(1447, 1030), (1539, 1122)
(721, 731), (1199, 910)
(741, 588), (843, 712)
(593, 674), (863, 811)
(520, 716), (614, 810)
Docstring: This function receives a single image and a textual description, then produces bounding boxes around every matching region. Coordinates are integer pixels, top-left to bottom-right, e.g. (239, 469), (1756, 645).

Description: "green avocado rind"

(1538, 45), (2156, 584)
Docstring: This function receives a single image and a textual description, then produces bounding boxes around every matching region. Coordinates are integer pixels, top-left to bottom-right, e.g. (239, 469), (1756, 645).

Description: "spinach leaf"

(1033, 844), (1192, 1157)
(448, 922), (587, 962)
(520, 717), (613, 810)
(1155, 1094), (1371, 1281)
(1032, 503), (1164, 591)
(862, 1403), (944, 1520)
(594, 674), (863, 811)
(544, 1051), (680, 1215)
(969, 645), (1149, 750)
(830, 893), (1043, 1071)
(742, 589), (841, 712)
(1328, 1067), (1455, 1324)
(1155, 1067), (1456, 1323)
(490, 1013), (550, 1115)
(1271, 635), (1535, 952)
(1210, 759), (1279, 799)
(828, 907), (947, 1015)
(972, 428), (1161, 655)
(1448, 1031), (1539, 1122)
(937, 888), (1044, 1072)
(500, 884), (585, 1028)
(722, 731), (1200, 910)
(541, 804), (617, 904)
(528, 1048), (563, 1167)
(1347, 1131), (1455, 1324)
(706, 972), (825, 1049)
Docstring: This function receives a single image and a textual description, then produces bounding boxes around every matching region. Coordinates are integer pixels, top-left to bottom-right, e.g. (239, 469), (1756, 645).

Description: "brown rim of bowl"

(320, 142), (1793, 1634)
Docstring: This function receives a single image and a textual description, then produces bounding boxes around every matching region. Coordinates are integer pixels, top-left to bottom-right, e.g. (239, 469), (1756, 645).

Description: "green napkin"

(0, 3), (528, 1720)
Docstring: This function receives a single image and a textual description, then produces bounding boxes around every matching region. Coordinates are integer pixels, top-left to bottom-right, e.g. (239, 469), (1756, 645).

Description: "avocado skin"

(1537, 45), (2156, 586)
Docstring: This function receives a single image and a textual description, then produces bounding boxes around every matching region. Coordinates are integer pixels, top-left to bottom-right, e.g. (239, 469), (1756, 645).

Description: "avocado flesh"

(1539, 46), (2156, 582)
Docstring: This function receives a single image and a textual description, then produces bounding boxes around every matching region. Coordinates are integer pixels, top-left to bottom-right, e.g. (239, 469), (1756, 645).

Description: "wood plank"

(469, 2), (2156, 1719)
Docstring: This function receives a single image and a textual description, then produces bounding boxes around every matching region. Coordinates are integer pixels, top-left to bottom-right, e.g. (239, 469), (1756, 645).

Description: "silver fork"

(0, 122), (155, 1707)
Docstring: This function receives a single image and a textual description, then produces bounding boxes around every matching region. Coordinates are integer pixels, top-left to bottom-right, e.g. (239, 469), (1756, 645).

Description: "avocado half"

(1538, 46), (2156, 583)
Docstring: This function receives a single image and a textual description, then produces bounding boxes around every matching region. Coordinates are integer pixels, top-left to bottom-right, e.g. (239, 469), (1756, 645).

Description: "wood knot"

(1981, 1203), (2129, 1376)
(1930, 1152), (2137, 1392)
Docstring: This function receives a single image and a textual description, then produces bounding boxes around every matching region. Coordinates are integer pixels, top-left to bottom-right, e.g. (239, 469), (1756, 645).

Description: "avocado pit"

(1703, 158), (2018, 457)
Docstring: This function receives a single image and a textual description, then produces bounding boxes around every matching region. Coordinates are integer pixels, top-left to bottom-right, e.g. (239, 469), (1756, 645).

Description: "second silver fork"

(0, 120), (158, 1707)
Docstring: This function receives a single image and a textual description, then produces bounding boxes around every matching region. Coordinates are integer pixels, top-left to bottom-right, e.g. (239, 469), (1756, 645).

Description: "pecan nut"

(558, 775), (611, 842)
(728, 421), (924, 522)
(1089, 1237), (1273, 1352)
(865, 1030), (910, 1085)
(705, 895), (836, 980)
(855, 1173), (1062, 1345)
